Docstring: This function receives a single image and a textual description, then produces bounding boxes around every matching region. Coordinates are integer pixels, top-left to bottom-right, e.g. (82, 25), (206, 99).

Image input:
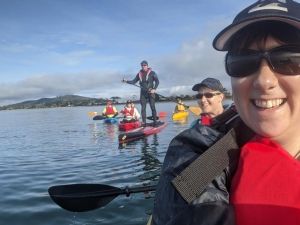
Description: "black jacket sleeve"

(126, 74), (139, 84)
(151, 123), (230, 225)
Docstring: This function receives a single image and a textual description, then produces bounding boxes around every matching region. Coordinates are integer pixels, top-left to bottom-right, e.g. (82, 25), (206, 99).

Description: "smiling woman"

(151, 1), (300, 225)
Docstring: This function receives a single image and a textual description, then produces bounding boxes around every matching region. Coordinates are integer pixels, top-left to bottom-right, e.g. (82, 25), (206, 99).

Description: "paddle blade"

(48, 184), (121, 212)
(188, 106), (202, 116)
(146, 116), (159, 121)
(158, 111), (167, 118)
(93, 115), (105, 120)
(88, 111), (98, 117)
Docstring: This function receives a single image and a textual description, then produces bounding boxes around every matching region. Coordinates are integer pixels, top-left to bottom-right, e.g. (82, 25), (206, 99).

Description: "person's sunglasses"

(195, 92), (221, 99)
(226, 45), (300, 77)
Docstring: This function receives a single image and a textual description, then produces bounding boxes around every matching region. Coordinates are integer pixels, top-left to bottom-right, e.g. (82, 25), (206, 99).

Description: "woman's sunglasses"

(225, 45), (300, 77)
(195, 92), (221, 99)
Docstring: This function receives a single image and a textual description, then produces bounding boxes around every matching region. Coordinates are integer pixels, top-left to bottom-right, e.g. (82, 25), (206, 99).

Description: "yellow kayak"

(172, 111), (189, 121)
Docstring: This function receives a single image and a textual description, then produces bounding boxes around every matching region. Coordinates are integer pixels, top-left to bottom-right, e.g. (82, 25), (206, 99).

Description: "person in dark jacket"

(191, 77), (226, 126)
(123, 60), (159, 126)
(152, 1), (300, 225)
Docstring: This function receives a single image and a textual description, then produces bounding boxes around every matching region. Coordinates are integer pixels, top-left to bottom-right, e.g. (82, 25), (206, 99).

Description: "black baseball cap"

(140, 60), (148, 65)
(213, 0), (300, 51)
(192, 78), (225, 92)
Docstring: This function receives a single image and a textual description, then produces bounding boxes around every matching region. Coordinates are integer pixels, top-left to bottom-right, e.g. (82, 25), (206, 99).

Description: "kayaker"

(120, 100), (140, 122)
(122, 60), (159, 127)
(102, 100), (118, 118)
(151, 0), (300, 224)
(174, 98), (187, 113)
(191, 77), (225, 126)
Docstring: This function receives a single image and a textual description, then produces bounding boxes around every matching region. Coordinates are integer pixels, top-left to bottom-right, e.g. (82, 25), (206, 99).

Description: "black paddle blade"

(93, 115), (105, 120)
(146, 116), (159, 121)
(48, 184), (121, 212)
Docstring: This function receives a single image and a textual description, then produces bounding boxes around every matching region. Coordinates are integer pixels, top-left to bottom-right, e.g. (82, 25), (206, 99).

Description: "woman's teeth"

(254, 99), (284, 109)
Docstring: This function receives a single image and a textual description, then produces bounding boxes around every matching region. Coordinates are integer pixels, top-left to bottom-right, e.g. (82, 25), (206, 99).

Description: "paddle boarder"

(152, 0), (300, 224)
(122, 60), (159, 127)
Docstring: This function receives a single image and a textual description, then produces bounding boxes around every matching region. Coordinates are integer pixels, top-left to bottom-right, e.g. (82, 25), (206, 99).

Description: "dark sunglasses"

(226, 45), (300, 77)
(195, 92), (221, 99)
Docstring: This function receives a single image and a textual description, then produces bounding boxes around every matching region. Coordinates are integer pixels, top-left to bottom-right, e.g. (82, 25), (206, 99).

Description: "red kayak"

(118, 121), (167, 144)
(118, 120), (142, 131)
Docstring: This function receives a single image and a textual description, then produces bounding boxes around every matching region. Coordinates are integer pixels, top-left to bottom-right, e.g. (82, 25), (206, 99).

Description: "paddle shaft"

(125, 82), (190, 108)
(125, 82), (202, 115)
(121, 185), (156, 196)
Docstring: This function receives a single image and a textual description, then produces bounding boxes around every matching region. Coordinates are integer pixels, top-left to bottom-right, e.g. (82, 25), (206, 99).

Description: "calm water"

(0, 101), (200, 225)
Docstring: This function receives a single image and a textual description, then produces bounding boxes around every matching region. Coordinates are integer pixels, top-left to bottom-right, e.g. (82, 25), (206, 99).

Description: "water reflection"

(119, 135), (162, 183)
(139, 135), (162, 183)
(88, 122), (119, 144)
(172, 118), (189, 125)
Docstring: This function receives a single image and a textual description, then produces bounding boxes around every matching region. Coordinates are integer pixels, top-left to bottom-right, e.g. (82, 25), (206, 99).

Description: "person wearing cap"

(192, 77), (225, 126)
(151, 1), (300, 224)
(122, 60), (159, 126)
(102, 100), (118, 118)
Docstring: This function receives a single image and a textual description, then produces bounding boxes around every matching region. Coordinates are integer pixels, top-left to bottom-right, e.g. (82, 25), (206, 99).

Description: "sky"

(0, 0), (256, 106)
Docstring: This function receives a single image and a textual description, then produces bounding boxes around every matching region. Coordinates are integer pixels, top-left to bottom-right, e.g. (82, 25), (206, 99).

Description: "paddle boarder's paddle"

(48, 183), (156, 212)
(122, 81), (201, 116)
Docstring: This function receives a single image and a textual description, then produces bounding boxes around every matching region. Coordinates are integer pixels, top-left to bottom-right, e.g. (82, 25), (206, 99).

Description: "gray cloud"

(0, 26), (231, 106)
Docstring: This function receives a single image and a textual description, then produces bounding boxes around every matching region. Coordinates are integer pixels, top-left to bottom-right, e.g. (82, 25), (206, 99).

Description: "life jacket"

(176, 104), (185, 112)
(200, 113), (212, 125)
(138, 68), (152, 82)
(121, 107), (134, 118)
(105, 106), (115, 115)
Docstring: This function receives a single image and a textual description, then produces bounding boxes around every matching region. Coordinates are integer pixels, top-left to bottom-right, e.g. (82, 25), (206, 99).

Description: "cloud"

(0, 33), (230, 106)
(0, 71), (125, 105)
(0, 12), (234, 106)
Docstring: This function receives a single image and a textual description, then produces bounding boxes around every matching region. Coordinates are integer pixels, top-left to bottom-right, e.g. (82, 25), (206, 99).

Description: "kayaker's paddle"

(122, 81), (201, 116)
(88, 111), (98, 117)
(188, 106), (201, 116)
(92, 115), (106, 120)
(48, 183), (156, 212)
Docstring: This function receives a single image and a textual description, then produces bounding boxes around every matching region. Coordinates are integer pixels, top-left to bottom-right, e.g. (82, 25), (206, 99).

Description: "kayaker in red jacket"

(102, 100), (118, 118)
(120, 100), (140, 122)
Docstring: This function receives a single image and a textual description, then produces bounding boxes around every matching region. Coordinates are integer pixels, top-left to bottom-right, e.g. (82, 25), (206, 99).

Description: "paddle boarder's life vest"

(138, 68), (152, 82)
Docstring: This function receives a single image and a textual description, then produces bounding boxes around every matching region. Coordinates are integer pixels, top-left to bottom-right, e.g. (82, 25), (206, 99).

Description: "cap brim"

(192, 84), (202, 91)
(213, 16), (300, 51)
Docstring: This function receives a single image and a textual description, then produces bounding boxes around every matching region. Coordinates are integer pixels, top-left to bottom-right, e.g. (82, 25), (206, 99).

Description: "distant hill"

(0, 95), (107, 110)
(0, 92), (232, 111)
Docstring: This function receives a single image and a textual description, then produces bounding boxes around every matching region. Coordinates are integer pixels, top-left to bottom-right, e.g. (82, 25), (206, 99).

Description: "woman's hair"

(228, 21), (300, 53)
